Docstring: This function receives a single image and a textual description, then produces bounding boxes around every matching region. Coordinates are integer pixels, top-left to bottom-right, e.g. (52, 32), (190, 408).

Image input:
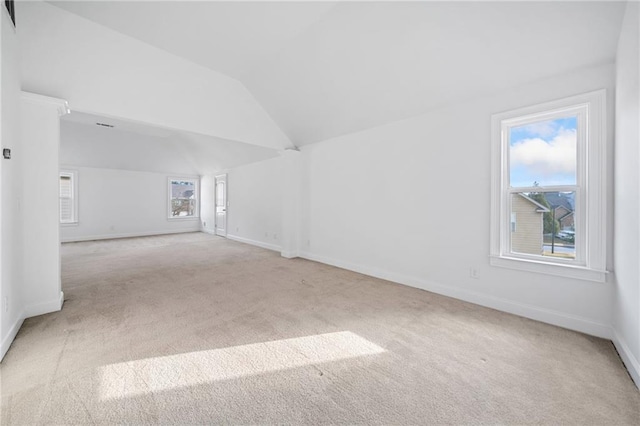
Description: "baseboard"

(612, 328), (640, 389)
(226, 234), (282, 252)
(24, 291), (64, 319)
(1, 310), (25, 362)
(299, 251), (612, 339)
(201, 228), (217, 235)
(61, 229), (200, 243)
(281, 251), (299, 259)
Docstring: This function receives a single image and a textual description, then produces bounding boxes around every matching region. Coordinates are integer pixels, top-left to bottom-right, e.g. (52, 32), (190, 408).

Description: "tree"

(528, 192), (559, 235)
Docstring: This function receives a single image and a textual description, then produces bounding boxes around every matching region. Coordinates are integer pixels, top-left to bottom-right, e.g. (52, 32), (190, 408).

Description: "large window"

(168, 178), (199, 219)
(490, 90), (607, 282)
(59, 171), (78, 224)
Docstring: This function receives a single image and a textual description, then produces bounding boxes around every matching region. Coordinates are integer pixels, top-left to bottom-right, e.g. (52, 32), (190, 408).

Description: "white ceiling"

(50, 1), (627, 146)
(61, 111), (279, 175)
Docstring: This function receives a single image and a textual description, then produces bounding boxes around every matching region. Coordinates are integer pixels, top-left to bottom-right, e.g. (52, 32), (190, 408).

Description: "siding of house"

(557, 207), (574, 230)
(511, 195), (544, 255)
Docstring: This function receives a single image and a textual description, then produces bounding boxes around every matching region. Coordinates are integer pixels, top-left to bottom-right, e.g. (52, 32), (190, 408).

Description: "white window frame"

(490, 90), (607, 282)
(59, 170), (78, 225)
(168, 177), (200, 220)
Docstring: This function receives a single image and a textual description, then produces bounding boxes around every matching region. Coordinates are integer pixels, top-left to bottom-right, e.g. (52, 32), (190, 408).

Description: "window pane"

(509, 116), (577, 187)
(60, 198), (73, 222)
(510, 191), (576, 260)
(171, 180), (196, 217)
(60, 176), (72, 197)
(59, 174), (74, 223)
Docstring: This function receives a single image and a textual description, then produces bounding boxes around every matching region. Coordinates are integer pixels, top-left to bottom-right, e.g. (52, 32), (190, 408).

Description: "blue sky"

(509, 116), (577, 188)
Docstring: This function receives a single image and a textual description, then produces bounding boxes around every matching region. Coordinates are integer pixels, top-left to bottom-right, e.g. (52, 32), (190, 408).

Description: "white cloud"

(518, 120), (559, 138)
(510, 128), (576, 177)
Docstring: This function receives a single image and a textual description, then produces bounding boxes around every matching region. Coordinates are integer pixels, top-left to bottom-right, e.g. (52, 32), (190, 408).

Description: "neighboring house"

(544, 192), (575, 230)
(511, 194), (550, 255)
(171, 182), (195, 216)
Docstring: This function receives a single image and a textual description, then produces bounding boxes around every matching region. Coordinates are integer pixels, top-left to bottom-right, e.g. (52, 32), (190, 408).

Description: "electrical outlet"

(273, 233), (277, 240)
(3, 297), (8, 313)
(203, 221), (206, 227)
(236, 227), (239, 232)
(469, 267), (480, 279)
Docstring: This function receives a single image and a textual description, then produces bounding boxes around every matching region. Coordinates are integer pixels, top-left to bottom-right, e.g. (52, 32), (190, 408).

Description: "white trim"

(61, 229), (200, 243)
(226, 234), (281, 252)
(24, 291), (64, 318)
(490, 255), (607, 283)
(490, 89), (608, 279)
(299, 251), (612, 339)
(0, 311), (25, 362)
(21, 92), (69, 116)
(612, 329), (640, 389)
(1, 292), (65, 361)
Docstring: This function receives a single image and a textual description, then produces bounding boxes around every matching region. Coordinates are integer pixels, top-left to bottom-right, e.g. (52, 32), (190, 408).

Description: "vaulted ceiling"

(50, 1), (626, 146)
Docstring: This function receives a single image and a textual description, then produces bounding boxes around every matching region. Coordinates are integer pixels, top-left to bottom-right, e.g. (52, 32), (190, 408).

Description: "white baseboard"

(0, 310), (25, 362)
(1, 292), (65, 362)
(227, 234), (282, 253)
(299, 251), (612, 339)
(24, 291), (64, 318)
(201, 228), (217, 235)
(61, 229), (200, 243)
(281, 251), (299, 259)
(612, 328), (640, 389)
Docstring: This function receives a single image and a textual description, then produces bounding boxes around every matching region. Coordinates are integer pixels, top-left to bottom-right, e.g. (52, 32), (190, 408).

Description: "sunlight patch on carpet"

(99, 331), (385, 400)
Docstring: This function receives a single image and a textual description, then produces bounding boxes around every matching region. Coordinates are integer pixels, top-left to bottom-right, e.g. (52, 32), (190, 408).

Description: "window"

(490, 90), (607, 282)
(168, 178), (199, 219)
(59, 171), (78, 224)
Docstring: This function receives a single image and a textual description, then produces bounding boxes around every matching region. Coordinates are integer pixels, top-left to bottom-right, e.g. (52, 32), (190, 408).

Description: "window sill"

(60, 222), (78, 227)
(490, 255), (607, 283)
(167, 216), (200, 221)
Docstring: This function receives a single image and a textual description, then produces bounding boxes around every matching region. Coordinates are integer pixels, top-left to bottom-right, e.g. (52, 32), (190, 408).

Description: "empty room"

(1, 0), (639, 424)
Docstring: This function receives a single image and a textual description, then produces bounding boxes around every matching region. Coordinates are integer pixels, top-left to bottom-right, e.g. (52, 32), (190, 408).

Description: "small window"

(59, 171), (78, 224)
(490, 90), (607, 282)
(168, 178), (199, 219)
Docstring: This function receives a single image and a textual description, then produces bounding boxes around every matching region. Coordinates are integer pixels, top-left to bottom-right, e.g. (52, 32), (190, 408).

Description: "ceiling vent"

(96, 122), (114, 128)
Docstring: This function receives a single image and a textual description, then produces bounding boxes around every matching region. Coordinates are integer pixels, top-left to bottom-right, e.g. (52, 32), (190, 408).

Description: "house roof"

(544, 193), (574, 211)
(518, 194), (550, 213)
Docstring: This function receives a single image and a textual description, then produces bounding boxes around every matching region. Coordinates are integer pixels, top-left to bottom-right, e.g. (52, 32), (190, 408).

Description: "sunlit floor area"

(1, 233), (638, 424)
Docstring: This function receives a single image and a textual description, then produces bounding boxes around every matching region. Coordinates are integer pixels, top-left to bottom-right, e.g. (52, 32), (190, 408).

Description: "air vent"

(96, 122), (114, 128)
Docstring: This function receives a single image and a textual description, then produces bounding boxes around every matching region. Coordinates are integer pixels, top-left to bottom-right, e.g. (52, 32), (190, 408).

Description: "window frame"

(167, 177), (200, 220)
(59, 170), (78, 226)
(490, 90), (607, 282)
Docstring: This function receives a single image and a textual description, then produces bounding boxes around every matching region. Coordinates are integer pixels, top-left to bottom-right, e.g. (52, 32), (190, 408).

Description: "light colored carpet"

(1, 232), (638, 424)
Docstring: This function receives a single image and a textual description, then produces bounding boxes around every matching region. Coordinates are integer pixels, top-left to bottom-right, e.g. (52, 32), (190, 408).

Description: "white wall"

(200, 175), (216, 234)
(60, 167), (201, 242)
(20, 93), (66, 319)
(299, 63), (616, 338)
(60, 120), (199, 176)
(613, 1), (640, 387)
(18, 1), (291, 151)
(223, 157), (284, 251)
(0, 5), (23, 360)
(60, 118), (280, 177)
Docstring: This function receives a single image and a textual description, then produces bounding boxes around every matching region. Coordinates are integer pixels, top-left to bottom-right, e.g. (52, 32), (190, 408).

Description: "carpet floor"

(0, 232), (638, 424)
